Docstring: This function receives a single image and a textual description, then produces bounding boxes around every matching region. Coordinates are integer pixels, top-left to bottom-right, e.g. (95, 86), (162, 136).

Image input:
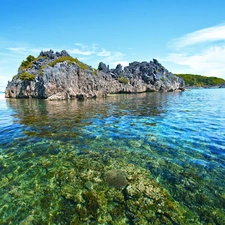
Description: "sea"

(0, 89), (224, 225)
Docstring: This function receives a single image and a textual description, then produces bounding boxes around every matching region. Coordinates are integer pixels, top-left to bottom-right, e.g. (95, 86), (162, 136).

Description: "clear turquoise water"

(0, 89), (225, 224)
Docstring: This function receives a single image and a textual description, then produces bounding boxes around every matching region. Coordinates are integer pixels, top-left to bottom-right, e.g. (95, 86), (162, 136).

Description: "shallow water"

(0, 89), (225, 224)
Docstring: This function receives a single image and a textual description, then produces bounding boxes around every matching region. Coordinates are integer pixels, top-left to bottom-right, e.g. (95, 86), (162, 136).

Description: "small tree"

(20, 55), (36, 69)
(26, 55), (35, 62)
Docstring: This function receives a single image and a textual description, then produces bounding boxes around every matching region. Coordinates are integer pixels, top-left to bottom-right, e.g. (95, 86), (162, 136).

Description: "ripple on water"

(0, 90), (225, 224)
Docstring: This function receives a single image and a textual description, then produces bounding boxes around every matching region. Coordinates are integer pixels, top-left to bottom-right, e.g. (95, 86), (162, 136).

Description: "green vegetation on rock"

(176, 74), (225, 86)
(92, 68), (98, 75)
(11, 75), (17, 81)
(47, 56), (90, 70)
(19, 72), (35, 81)
(19, 55), (36, 70)
(39, 65), (45, 76)
(118, 77), (129, 84)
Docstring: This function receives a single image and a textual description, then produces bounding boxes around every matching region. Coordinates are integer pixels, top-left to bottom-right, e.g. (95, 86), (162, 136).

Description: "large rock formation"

(5, 50), (185, 100)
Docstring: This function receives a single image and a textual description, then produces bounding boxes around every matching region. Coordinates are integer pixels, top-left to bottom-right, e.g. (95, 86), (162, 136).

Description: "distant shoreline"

(186, 85), (225, 89)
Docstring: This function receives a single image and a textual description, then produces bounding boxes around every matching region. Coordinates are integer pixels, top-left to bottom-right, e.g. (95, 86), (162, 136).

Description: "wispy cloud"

(68, 43), (126, 68)
(69, 43), (96, 55)
(111, 61), (129, 68)
(97, 49), (111, 57)
(101, 51), (127, 68)
(7, 47), (27, 52)
(165, 45), (225, 76)
(7, 47), (54, 54)
(70, 48), (94, 55)
(70, 43), (112, 57)
(163, 24), (225, 79)
(170, 24), (225, 49)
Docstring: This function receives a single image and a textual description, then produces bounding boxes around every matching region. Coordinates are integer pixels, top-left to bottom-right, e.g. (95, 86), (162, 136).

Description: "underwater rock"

(104, 169), (128, 190)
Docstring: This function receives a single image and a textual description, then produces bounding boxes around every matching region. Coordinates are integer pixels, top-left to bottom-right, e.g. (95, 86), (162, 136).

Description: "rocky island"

(175, 73), (225, 88)
(5, 50), (185, 100)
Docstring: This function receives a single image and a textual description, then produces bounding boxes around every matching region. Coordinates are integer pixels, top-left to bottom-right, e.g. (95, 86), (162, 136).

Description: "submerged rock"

(5, 50), (185, 100)
(104, 169), (128, 190)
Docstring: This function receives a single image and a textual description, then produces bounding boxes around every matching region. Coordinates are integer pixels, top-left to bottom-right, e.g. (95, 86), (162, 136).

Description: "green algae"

(0, 141), (217, 224)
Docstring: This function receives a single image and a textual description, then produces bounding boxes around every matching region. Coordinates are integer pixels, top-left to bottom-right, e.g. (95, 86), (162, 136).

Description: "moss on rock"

(19, 72), (35, 81)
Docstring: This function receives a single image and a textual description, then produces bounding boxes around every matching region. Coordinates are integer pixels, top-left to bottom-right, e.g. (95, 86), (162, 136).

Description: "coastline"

(186, 85), (225, 89)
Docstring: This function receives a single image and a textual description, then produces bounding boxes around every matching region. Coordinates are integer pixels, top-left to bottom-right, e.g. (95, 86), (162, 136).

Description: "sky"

(1, 0), (225, 91)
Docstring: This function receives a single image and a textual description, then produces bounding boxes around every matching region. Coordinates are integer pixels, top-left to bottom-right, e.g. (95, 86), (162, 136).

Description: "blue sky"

(1, 0), (225, 91)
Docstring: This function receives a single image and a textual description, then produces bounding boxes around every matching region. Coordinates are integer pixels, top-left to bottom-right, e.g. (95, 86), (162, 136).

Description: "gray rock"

(219, 83), (225, 88)
(5, 50), (185, 100)
(111, 64), (123, 76)
(98, 62), (109, 73)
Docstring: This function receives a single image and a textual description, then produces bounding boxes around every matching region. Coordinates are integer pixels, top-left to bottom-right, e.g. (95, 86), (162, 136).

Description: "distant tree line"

(175, 74), (225, 86)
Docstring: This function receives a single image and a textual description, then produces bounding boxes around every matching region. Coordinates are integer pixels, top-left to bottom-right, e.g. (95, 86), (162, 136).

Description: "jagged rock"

(98, 62), (109, 73)
(111, 64), (123, 77)
(5, 50), (185, 100)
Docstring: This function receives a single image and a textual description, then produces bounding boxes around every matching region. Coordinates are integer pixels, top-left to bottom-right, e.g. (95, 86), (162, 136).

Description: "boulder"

(98, 62), (109, 73)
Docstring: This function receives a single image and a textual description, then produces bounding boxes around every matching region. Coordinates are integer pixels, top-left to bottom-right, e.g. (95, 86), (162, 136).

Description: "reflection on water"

(0, 90), (225, 224)
(5, 93), (168, 140)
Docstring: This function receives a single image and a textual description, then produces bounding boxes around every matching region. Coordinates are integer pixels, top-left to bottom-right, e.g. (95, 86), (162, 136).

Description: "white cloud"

(69, 48), (94, 55)
(103, 51), (125, 62)
(0, 74), (11, 92)
(7, 47), (56, 55)
(70, 44), (112, 57)
(97, 49), (111, 57)
(111, 61), (129, 68)
(165, 45), (225, 78)
(74, 43), (90, 48)
(164, 24), (225, 79)
(7, 47), (27, 52)
(68, 44), (126, 68)
(100, 52), (126, 68)
(70, 43), (99, 56)
(170, 24), (225, 49)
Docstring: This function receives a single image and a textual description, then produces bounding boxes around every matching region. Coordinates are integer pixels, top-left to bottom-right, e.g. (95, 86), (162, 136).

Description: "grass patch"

(47, 56), (90, 70)
(39, 70), (43, 76)
(39, 65), (46, 76)
(19, 55), (36, 70)
(92, 68), (97, 75)
(118, 77), (129, 84)
(19, 72), (35, 81)
(19, 55), (48, 71)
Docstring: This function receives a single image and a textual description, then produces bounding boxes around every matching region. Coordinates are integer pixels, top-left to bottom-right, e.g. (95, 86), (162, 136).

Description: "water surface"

(0, 89), (225, 224)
